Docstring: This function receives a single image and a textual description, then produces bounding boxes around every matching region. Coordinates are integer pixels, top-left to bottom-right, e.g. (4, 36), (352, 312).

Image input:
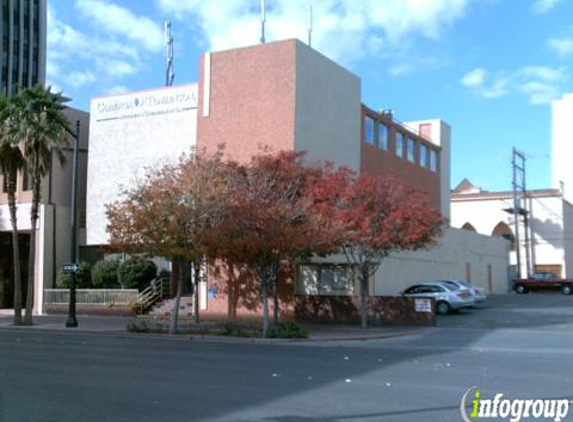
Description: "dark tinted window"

(404, 285), (421, 294)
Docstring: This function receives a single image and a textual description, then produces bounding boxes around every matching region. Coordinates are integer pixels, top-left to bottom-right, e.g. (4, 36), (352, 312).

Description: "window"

(404, 285), (422, 294)
(321, 266), (350, 292)
(430, 149), (438, 172)
(420, 144), (428, 168)
(21, 170), (32, 191)
(378, 123), (388, 150)
(395, 132), (404, 157)
(407, 137), (415, 162)
(296, 264), (355, 296)
(364, 115), (375, 145)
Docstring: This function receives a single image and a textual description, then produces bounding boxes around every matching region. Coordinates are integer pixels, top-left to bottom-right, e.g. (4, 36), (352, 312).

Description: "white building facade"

(552, 93), (573, 202)
(451, 179), (573, 279)
(86, 84), (198, 245)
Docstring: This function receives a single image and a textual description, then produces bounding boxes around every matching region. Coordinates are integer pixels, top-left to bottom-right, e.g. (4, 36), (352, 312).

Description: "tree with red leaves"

(313, 169), (444, 329)
(214, 151), (337, 337)
(106, 148), (231, 333)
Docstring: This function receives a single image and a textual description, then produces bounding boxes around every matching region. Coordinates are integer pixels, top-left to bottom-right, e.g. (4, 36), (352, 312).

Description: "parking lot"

(436, 291), (573, 331)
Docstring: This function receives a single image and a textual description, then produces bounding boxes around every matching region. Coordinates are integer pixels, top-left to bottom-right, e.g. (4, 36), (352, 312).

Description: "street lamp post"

(66, 120), (80, 328)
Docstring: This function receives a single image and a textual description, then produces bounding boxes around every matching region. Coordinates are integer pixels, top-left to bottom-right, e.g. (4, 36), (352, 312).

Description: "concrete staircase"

(151, 297), (195, 318)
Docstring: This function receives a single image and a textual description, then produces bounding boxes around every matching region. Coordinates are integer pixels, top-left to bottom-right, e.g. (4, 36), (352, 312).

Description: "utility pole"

(512, 148), (531, 278)
(260, 0), (266, 44)
(307, 5), (313, 47)
(165, 21), (174, 86)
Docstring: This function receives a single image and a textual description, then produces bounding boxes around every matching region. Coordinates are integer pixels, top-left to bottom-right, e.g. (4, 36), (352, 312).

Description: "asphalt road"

(1, 294), (573, 422)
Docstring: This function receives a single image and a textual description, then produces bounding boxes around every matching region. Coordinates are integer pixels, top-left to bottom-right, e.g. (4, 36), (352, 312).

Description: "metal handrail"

(136, 277), (171, 315)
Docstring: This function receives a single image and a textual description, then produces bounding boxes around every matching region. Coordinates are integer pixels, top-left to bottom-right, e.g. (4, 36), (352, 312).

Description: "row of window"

(296, 264), (356, 296)
(364, 115), (439, 172)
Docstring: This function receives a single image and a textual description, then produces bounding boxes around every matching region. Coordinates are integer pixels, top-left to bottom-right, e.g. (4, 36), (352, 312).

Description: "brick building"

(86, 39), (508, 322)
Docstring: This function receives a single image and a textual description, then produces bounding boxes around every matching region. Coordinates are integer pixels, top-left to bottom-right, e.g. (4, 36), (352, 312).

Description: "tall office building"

(1, 0), (46, 95)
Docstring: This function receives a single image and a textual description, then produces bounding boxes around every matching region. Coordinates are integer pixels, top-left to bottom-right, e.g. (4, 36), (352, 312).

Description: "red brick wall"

(200, 263), (296, 323)
(295, 296), (436, 326)
(197, 41), (298, 162)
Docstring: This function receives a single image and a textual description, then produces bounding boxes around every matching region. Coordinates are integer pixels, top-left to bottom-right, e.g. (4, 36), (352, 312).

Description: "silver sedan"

(401, 282), (475, 315)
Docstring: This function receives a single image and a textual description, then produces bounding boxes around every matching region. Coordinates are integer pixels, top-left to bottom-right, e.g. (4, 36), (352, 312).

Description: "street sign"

(414, 298), (432, 313)
(62, 263), (79, 274)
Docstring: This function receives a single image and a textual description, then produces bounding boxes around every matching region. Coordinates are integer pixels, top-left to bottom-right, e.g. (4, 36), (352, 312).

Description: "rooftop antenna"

(165, 20), (174, 86)
(307, 5), (313, 47)
(260, 0), (266, 44)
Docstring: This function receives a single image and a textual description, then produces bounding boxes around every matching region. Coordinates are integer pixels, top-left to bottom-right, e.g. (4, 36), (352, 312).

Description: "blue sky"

(47, 0), (573, 192)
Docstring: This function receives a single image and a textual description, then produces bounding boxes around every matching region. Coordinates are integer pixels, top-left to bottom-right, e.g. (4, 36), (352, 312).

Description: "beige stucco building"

(0, 107), (89, 313)
(451, 179), (573, 280)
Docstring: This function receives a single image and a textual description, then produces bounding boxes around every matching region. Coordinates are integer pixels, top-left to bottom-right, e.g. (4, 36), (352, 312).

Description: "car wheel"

(436, 301), (451, 315)
(516, 285), (527, 294)
(562, 285), (572, 295)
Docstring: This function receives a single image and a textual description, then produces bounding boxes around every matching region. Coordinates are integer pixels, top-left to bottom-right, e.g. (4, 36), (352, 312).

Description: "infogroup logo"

(460, 387), (570, 422)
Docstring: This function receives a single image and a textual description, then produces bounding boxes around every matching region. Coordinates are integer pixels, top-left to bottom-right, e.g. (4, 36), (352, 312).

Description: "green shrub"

(126, 320), (168, 333)
(118, 256), (157, 291)
(267, 321), (309, 339)
(55, 261), (93, 289)
(221, 322), (259, 338)
(92, 259), (121, 288)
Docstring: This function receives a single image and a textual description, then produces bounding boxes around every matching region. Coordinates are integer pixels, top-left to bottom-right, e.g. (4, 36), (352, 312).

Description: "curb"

(0, 323), (428, 344)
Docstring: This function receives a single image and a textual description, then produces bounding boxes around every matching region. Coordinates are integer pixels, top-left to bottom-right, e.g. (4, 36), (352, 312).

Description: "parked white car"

(401, 282), (475, 315)
(439, 279), (487, 304)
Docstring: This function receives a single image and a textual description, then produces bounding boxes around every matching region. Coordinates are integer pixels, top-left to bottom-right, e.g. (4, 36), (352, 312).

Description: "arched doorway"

(491, 222), (515, 251)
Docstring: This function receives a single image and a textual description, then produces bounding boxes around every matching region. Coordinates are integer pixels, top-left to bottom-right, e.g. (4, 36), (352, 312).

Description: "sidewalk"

(0, 313), (428, 341)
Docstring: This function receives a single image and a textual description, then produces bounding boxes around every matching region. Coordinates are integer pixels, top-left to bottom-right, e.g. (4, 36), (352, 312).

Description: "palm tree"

(10, 85), (70, 325)
(0, 95), (26, 325)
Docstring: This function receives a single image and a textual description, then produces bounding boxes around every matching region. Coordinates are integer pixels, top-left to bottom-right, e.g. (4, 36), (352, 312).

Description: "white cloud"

(66, 71), (96, 87)
(76, 0), (163, 52)
(101, 60), (138, 77)
(46, 58), (61, 78)
(389, 64), (415, 76)
(460, 65), (567, 104)
(106, 85), (129, 95)
(47, 1), (162, 103)
(515, 66), (567, 104)
(156, 0), (479, 64)
(518, 80), (560, 104)
(519, 66), (564, 82)
(47, 4), (91, 60)
(548, 37), (573, 57)
(532, 0), (565, 13)
(460, 67), (486, 87)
